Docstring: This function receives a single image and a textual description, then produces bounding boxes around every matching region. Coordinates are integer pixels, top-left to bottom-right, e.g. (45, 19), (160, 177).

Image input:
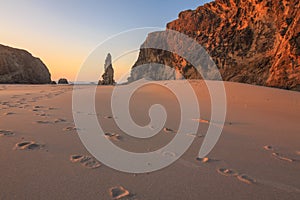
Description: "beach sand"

(0, 81), (299, 200)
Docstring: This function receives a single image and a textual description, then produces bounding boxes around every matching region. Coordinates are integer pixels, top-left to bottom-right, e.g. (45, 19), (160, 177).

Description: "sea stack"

(58, 78), (69, 84)
(98, 53), (115, 85)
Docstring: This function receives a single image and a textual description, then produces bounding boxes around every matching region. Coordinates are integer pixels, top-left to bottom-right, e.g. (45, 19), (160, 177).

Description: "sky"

(0, 0), (211, 82)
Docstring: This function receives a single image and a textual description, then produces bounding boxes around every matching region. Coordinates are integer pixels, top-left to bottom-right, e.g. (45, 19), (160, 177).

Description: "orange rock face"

(131, 0), (300, 90)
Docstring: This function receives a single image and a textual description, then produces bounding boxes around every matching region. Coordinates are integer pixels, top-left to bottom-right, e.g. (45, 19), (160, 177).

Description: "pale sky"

(0, 0), (210, 82)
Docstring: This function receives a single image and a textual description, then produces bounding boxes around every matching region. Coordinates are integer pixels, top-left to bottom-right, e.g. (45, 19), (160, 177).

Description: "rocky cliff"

(130, 0), (300, 90)
(0, 44), (51, 84)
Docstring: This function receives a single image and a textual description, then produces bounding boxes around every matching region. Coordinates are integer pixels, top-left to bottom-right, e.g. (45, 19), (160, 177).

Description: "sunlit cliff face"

(131, 0), (300, 90)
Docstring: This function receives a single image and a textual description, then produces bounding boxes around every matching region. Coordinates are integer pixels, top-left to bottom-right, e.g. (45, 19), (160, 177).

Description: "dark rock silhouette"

(58, 78), (69, 84)
(98, 53), (115, 85)
(0, 44), (51, 84)
(130, 0), (300, 90)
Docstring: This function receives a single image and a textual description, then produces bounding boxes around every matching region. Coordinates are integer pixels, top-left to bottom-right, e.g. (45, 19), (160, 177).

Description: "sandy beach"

(0, 81), (299, 200)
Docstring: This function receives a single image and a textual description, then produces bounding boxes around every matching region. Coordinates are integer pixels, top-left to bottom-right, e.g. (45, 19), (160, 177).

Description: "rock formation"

(130, 0), (300, 90)
(98, 53), (115, 85)
(58, 78), (69, 84)
(0, 44), (51, 84)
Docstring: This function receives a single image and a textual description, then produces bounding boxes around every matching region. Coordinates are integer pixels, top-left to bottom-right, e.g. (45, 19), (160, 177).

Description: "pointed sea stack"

(98, 53), (116, 85)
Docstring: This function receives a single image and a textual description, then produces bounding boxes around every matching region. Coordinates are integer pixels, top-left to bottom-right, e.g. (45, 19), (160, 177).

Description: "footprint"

(27, 100), (36, 103)
(63, 126), (77, 131)
(104, 116), (114, 119)
(163, 127), (175, 133)
(192, 118), (225, 127)
(33, 106), (44, 109)
(109, 186), (130, 200)
(237, 174), (256, 184)
(1, 101), (9, 105)
(217, 168), (256, 184)
(3, 112), (15, 116)
(104, 133), (121, 141)
(0, 130), (14, 137)
(70, 155), (85, 162)
(70, 155), (101, 169)
(196, 157), (210, 163)
(54, 118), (67, 123)
(186, 133), (204, 138)
(263, 145), (273, 151)
(48, 107), (58, 110)
(35, 120), (52, 124)
(193, 118), (210, 124)
(36, 113), (49, 117)
(14, 141), (43, 150)
(162, 151), (177, 158)
(264, 146), (295, 162)
(272, 153), (294, 162)
(87, 113), (101, 116)
(73, 111), (84, 114)
(217, 168), (238, 176)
